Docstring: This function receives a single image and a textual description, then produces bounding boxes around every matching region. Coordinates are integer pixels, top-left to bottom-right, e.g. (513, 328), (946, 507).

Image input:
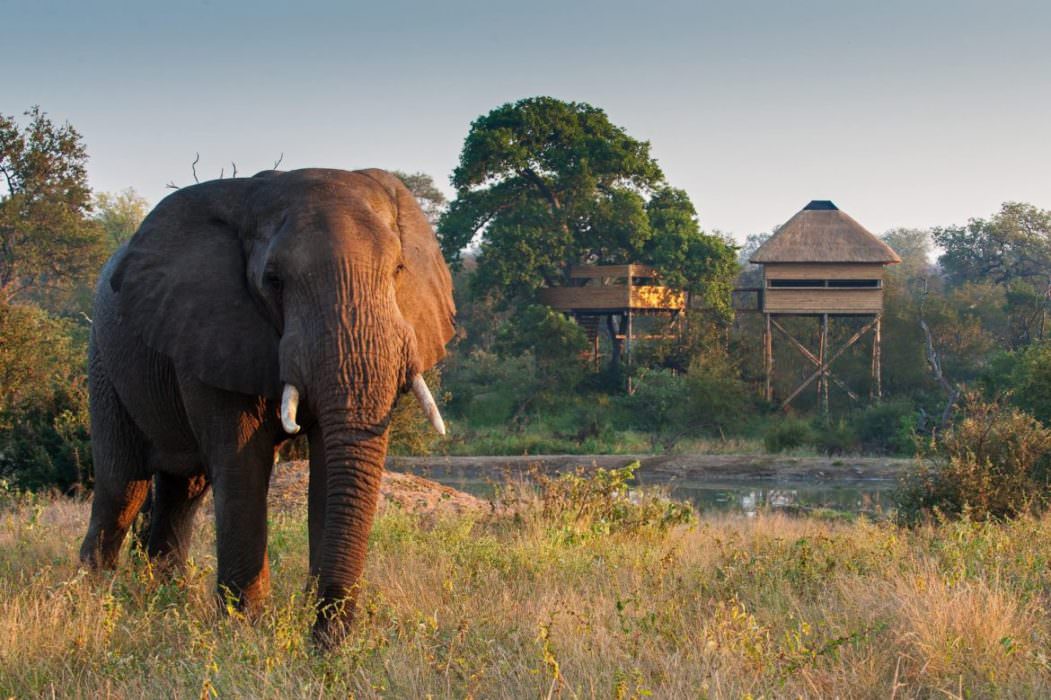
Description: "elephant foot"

(215, 558), (271, 618)
(312, 592), (357, 650)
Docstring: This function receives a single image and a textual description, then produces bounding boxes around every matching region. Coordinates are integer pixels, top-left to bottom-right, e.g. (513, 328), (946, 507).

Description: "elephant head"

(109, 168), (455, 644)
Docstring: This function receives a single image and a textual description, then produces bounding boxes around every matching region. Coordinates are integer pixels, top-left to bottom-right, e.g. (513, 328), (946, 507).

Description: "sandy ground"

(269, 460), (490, 516)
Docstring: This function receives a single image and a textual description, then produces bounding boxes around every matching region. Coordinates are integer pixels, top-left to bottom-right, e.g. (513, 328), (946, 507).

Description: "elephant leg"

(146, 471), (210, 572)
(79, 358), (151, 569)
(209, 436), (276, 616)
(307, 424), (326, 580)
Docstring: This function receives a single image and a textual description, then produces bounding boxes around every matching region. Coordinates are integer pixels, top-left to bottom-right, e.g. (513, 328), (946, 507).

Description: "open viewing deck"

(537, 264), (685, 314)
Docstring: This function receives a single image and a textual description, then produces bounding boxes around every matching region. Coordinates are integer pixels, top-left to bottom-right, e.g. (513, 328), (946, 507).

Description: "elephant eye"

(264, 271), (282, 291)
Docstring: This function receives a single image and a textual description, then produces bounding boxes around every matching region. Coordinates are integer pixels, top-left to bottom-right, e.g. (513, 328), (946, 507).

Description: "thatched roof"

(750, 201), (901, 264)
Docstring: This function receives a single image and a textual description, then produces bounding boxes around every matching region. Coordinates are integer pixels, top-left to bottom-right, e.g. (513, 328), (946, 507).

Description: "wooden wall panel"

(763, 288), (883, 313)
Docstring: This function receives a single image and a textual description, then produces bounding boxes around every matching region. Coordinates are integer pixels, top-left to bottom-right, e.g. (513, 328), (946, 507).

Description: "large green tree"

(0, 107), (105, 308)
(93, 187), (149, 252)
(933, 203), (1050, 347)
(439, 97), (736, 307)
(392, 171), (447, 228)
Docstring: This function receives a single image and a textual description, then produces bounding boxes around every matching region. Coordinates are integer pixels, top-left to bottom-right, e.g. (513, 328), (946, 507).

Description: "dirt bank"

(270, 460), (490, 516)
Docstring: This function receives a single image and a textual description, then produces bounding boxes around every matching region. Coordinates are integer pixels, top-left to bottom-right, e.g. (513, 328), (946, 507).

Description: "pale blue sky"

(6, 0), (1050, 241)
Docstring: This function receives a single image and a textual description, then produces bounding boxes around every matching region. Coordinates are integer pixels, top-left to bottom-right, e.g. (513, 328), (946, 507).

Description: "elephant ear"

(110, 178), (282, 398)
(358, 169), (456, 371)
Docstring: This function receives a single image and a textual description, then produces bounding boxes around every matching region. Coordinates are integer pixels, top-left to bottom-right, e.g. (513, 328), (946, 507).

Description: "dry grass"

(1, 481), (1050, 698)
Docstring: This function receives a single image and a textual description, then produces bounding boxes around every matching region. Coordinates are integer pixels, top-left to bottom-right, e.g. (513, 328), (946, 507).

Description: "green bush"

(622, 359), (750, 449)
(442, 350), (538, 425)
(531, 461), (695, 538)
(1012, 342), (1051, 424)
(0, 303), (91, 492)
(387, 368), (445, 456)
(810, 419), (858, 455)
(896, 393), (1051, 524)
(763, 419), (814, 453)
(494, 304), (589, 394)
(623, 368), (687, 442)
(854, 399), (918, 455)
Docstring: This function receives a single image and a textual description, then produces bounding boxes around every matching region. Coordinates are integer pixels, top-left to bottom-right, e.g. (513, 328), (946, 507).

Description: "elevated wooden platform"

(750, 201), (899, 412)
(539, 264), (684, 381)
(537, 264), (685, 314)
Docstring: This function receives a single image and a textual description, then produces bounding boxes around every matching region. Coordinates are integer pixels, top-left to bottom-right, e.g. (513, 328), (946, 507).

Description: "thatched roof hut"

(750, 200), (901, 265)
(750, 201), (899, 315)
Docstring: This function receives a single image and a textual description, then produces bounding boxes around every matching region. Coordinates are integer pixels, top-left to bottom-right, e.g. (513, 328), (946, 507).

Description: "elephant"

(78, 167), (455, 647)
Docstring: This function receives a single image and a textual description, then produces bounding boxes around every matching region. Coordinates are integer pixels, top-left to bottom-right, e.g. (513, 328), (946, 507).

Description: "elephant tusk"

(411, 374), (446, 436)
(281, 384), (301, 434)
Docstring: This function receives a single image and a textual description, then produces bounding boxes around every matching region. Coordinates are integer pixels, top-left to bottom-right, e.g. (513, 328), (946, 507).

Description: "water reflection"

(418, 467), (896, 518)
(671, 482), (893, 517)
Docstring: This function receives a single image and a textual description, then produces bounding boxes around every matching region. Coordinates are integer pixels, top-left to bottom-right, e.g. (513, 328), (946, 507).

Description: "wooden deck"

(537, 285), (685, 312)
(538, 264), (685, 313)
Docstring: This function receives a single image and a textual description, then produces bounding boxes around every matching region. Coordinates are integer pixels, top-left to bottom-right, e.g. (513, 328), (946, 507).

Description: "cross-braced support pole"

(777, 315), (880, 411)
(819, 314), (830, 416)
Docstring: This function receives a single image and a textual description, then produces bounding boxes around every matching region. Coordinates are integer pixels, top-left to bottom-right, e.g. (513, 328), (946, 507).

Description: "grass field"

(1, 476), (1050, 698)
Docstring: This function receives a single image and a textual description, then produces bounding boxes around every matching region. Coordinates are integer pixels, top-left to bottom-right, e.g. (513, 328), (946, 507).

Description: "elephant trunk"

(311, 410), (389, 648)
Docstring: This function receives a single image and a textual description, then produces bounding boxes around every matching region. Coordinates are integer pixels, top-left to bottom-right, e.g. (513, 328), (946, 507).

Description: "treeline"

(2, 99), (1050, 492)
(430, 98), (1051, 458)
(0, 108), (147, 491)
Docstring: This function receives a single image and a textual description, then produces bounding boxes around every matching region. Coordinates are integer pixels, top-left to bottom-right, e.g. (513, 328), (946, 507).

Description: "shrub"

(531, 461), (694, 537)
(624, 359), (750, 449)
(0, 303), (91, 492)
(810, 419), (858, 455)
(622, 368), (688, 445)
(442, 350), (538, 426)
(388, 368), (445, 456)
(494, 304), (588, 394)
(896, 393), (1051, 524)
(1012, 342), (1051, 424)
(763, 419), (814, 453)
(854, 399), (918, 455)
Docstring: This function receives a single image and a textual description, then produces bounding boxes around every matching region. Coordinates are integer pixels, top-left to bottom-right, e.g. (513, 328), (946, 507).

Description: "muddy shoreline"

(386, 453), (913, 483)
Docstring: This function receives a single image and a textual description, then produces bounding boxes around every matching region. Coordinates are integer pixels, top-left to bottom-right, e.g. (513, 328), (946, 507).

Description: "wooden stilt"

(592, 324), (600, 373)
(764, 314), (773, 402)
(872, 314), (882, 401)
(625, 311), (634, 394)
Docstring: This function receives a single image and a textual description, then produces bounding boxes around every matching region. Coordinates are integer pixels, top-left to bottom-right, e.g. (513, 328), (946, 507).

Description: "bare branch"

(0, 163), (15, 194)
(192, 152), (200, 183)
(231, 161), (238, 178)
(165, 181), (179, 190)
(219, 167), (224, 179)
(920, 319), (959, 430)
(273, 153), (284, 169)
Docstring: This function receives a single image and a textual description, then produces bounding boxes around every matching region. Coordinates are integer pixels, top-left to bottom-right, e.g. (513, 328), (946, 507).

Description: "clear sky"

(6, 0), (1050, 241)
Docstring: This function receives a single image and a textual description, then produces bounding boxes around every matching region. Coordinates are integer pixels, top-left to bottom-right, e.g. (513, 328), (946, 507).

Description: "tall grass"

(1, 481), (1049, 697)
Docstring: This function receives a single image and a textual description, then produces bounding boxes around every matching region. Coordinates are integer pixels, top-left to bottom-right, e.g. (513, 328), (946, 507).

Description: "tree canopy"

(0, 107), (105, 307)
(438, 97), (737, 310)
(933, 203), (1050, 347)
(93, 187), (149, 252)
(934, 202), (1051, 288)
(392, 171), (447, 228)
